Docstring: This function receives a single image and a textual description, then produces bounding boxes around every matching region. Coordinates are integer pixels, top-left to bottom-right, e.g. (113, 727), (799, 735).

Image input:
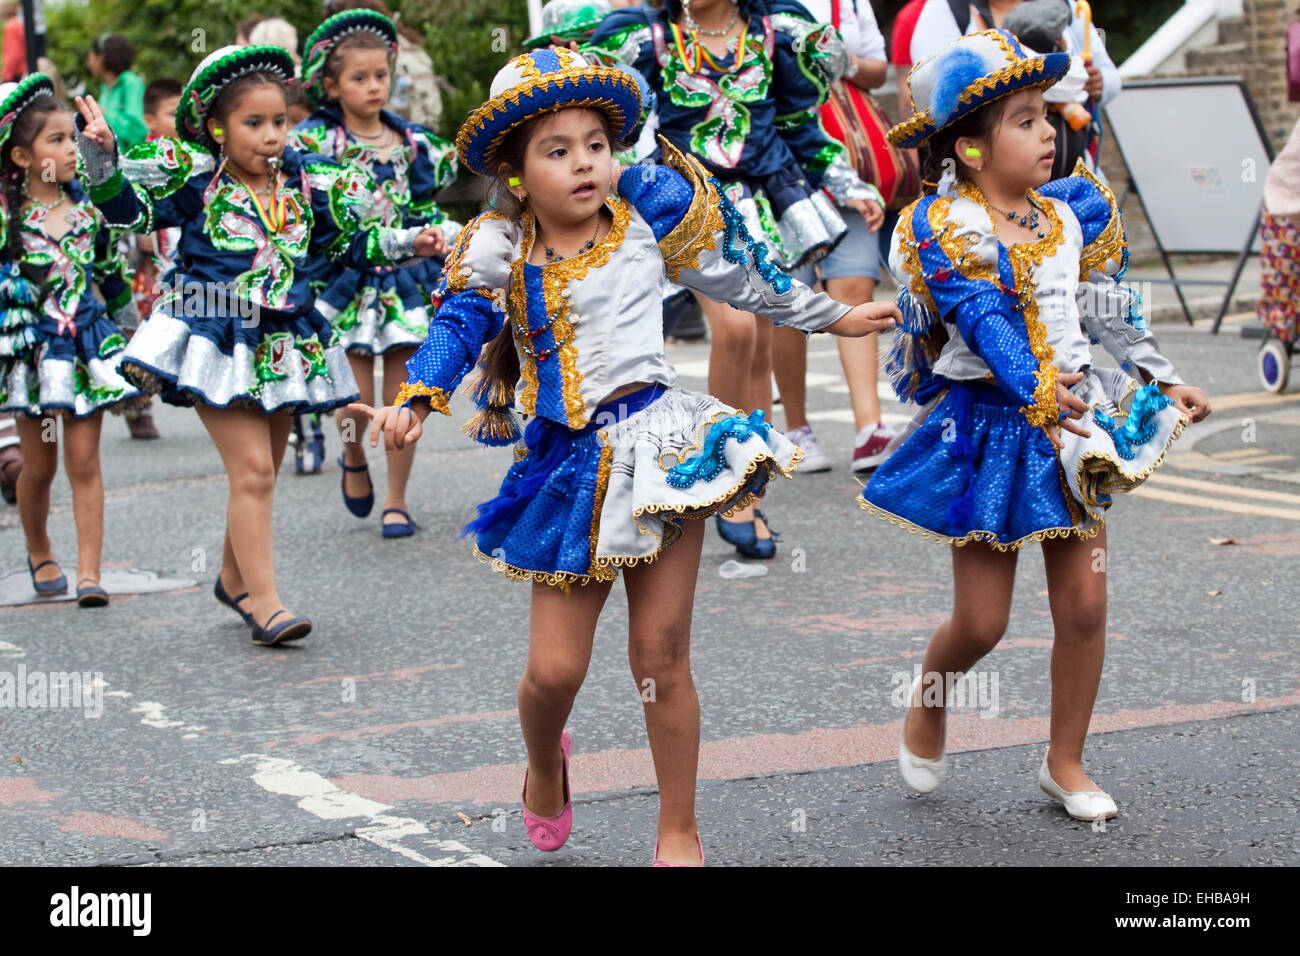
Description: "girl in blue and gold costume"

(352, 49), (898, 865)
(72, 45), (448, 646)
(292, 10), (459, 537)
(0, 74), (143, 607)
(864, 31), (1212, 822)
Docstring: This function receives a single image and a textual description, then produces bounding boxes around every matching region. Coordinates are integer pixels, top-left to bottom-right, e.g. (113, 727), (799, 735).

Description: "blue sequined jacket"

(74, 134), (429, 318)
(396, 139), (850, 431)
(886, 162), (1184, 429)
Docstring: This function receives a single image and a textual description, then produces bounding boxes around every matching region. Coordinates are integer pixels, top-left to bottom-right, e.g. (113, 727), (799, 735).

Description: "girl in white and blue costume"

(367, 49), (896, 863)
(864, 30), (1211, 823)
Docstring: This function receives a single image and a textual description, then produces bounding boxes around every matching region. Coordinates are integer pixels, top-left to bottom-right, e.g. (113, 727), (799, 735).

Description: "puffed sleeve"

(75, 130), (209, 233)
(89, 213), (140, 330)
(894, 193), (1061, 429)
(393, 211), (518, 412)
(404, 125), (460, 237)
(768, 3), (880, 206)
(288, 118), (335, 158)
(583, 8), (659, 83)
(618, 137), (849, 333)
(300, 158), (429, 270)
(1038, 162), (1184, 386)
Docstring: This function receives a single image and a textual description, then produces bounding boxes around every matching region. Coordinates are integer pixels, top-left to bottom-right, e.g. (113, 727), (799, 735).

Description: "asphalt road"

(1, 313), (1296, 867)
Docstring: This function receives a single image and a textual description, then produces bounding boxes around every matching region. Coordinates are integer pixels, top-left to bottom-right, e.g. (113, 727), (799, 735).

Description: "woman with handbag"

(774, 0), (920, 474)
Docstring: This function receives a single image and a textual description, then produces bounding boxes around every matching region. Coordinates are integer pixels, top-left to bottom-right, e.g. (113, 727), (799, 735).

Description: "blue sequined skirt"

(117, 286), (360, 414)
(311, 260), (439, 355)
(470, 384), (804, 587)
(861, 380), (1092, 550)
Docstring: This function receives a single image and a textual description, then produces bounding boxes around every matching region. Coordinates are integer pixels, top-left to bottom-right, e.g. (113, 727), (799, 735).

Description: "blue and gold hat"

(300, 9), (399, 109)
(456, 47), (640, 177)
(0, 73), (57, 152)
(889, 29), (1070, 149)
(177, 45), (296, 152)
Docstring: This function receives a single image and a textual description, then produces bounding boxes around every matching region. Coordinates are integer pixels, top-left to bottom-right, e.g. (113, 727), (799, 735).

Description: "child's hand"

(413, 227), (449, 257)
(1043, 370), (1092, 450)
(348, 402), (424, 452)
(847, 197), (886, 233)
(827, 301), (899, 337)
(73, 94), (117, 154)
(1159, 382), (1212, 423)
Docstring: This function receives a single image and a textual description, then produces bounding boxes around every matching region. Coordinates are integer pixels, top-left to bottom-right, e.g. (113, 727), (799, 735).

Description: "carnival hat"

(889, 29), (1070, 149)
(522, 0), (612, 51)
(0, 73), (57, 152)
(456, 47), (640, 177)
(177, 44), (296, 152)
(300, 9), (399, 109)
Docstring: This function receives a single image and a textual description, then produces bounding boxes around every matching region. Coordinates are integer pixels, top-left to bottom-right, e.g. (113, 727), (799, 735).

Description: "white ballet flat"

(1037, 755), (1118, 821)
(898, 674), (947, 794)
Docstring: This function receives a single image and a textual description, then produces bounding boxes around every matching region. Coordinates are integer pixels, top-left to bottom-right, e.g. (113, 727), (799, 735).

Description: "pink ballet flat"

(652, 833), (705, 867)
(522, 730), (572, 851)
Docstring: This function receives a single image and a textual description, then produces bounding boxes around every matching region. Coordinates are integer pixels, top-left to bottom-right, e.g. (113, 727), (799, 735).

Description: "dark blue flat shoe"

(715, 513), (757, 548)
(213, 577), (253, 626)
(28, 557), (67, 595)
(338, 455), (374, 518)
(381, 508), (417, 538)
(251, 609), (312, 646)
(76, 578), (109, 608)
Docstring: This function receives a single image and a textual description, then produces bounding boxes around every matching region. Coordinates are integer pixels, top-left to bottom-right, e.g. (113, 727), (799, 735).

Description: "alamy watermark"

(0, 665), (103, 718)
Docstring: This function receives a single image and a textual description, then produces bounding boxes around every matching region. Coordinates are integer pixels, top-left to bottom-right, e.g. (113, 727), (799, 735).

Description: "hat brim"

(301, 10), (399, 108)
(889, 52), (1071, 150)
(456, 67), (640, 177)
(178, 45), (296, 152)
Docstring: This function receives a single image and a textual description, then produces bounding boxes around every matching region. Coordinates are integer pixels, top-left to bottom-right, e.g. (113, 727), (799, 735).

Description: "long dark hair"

(920, 97), (1008, 195)
(208, 72), (291, 140)
(2, 94), (70, 286)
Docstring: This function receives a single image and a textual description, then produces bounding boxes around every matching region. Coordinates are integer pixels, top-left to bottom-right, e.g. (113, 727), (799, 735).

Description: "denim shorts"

(789, 206), (884, 285)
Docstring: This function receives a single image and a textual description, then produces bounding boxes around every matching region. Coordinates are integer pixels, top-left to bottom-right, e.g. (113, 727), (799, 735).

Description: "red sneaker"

(852, 422), (896, 473)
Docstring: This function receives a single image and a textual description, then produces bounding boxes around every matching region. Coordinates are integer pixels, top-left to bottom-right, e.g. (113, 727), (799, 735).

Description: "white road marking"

(0, 640), (25, 659)
(222, 754), (503, 867)
(130, 701), (205, 737)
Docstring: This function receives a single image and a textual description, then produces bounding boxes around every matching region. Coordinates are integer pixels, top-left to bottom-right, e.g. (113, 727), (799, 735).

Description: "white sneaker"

(1037, 754), (1118, 821)
(785, 425), (832, 472)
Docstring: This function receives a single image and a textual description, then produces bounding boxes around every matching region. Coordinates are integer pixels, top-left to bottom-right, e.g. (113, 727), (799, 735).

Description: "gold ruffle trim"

(858, 495), (1103, 553)
(655, 136), (726, 282)
(1070, 159), (1127, 281)
(392, 382), (452, 415)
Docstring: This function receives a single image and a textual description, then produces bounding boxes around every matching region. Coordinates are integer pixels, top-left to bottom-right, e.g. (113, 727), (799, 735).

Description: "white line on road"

(221, 754), (503, 867)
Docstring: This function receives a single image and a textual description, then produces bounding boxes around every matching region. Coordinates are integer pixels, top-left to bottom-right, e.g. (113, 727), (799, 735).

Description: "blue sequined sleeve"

(907, 196), (1059, 428)
(392, 212), (517, 411)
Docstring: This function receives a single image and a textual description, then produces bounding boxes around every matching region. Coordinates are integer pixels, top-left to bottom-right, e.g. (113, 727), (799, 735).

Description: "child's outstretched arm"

(618, 145), (898, 338)
(73, 95), (204, 233)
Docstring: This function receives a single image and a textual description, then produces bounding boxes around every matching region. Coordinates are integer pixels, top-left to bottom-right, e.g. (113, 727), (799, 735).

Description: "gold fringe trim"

(655, 136), (726, 282)
(392, 381), (451, 414)
(1071, 158), (1127, 281)
(857, 495), (1103, 552)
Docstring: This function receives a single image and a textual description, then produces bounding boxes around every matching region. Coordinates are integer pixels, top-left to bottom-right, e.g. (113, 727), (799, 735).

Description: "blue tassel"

(944, 383), (978, 529)
(461, 416), (571, 538)
(885, 287), (943, 404)
(931, 48), (990, 126)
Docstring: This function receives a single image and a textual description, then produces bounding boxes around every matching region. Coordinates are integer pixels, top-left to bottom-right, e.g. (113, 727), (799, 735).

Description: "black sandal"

(338, 455), (374, 518)
(28, 557), (67, 595)
(76, 578), (109, 608)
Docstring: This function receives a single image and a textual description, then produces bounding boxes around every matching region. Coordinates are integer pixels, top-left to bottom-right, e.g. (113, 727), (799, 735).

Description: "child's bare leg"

(905, 542), (1018, 758)
(694, 295), (769, 537)
(60, 412), (105, 584)
(195, 404), (291, 626)
(219, 412), (290, 609)
(749, 314), (774, 420)
(518, 577), (613, 815)
(1042, 527), (1109, 792)
(770, 324), (809, 429)
(624, 518), (706, 864)
(380, 347), (418, 523)
(15, 414), (60, 583)
(824, 276), (882, 433)
(337, 351), (374, 499)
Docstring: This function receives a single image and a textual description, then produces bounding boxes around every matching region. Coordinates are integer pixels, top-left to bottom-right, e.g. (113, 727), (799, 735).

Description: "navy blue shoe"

(338, 455), (374, 518)
(76, 578), (109, 608)
(381, 508), (418, 538)
(213, 576), (253, 626)
(715, 513), (757, 548)
(251, 609), (312, 646)
(28, 557), (67, 595)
